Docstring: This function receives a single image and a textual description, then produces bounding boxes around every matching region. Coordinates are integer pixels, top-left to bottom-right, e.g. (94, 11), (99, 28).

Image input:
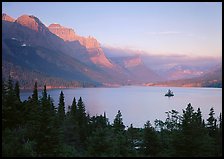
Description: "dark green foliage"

(77, 97), (86, 121)
(71, 97), (77, 118)
(2, 127), (37, 157)
(14, 81), (20, 101)
(86, 127), (113, 157)
(141, 121), (160, 156)
(207, 107), (216, 137)
(126, 124), (142, 156)
(113, 110), (125, 132)
(76, 97), (88, 144)
(2, 79), (222, 157)
(32, 82), (38, 103)
(58, 91), (65, 121)
(2, 77), (21, 129)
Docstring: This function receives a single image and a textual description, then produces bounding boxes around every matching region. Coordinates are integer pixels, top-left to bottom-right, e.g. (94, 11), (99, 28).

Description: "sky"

(2, 2), (222, 57)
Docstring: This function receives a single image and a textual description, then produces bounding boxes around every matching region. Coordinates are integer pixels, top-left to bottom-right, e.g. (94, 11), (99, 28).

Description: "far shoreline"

(19, 84), (222, 92)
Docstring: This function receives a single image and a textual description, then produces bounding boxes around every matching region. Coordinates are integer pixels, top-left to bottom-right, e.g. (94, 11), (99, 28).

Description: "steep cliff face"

(48, 23), (100, 48)
(48, 23), (113, 68)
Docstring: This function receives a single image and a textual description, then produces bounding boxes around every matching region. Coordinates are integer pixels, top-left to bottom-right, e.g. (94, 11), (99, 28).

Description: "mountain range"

(2, 13), (222, 89)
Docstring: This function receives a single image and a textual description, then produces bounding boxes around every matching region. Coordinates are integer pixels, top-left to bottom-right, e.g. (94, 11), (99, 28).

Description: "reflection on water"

(20, 86), (222, 128)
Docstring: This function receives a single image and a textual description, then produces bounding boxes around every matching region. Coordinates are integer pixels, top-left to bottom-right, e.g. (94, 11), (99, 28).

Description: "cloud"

(147, 31), (181, 35)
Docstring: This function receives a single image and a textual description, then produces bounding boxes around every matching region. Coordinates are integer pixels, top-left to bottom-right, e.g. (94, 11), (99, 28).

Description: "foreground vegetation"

(2, 77), (222, 157)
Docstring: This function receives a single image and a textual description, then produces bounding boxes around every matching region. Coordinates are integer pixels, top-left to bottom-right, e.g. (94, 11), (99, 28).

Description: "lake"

(20, 86), (222, 128)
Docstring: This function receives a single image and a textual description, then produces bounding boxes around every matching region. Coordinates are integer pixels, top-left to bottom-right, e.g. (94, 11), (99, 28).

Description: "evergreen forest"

(2, 77), (222, 157)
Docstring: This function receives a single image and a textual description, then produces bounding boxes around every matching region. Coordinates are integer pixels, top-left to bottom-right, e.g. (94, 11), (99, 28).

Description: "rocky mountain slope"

(2, 13), (162, 88)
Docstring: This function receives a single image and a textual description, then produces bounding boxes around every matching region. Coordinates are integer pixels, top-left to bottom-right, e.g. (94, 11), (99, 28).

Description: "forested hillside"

(2, 77), (222, 157)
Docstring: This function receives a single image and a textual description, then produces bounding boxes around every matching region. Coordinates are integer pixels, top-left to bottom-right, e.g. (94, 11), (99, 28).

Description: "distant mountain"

(103, 46), (221, 82)
(3, 13), (220, 89)
(110, 55), (163, 83)
(161, 64), (205, 80)
(145, 65), (222, 88)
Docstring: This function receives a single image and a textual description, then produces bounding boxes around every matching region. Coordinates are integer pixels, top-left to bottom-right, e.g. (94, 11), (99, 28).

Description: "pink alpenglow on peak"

(2, 13), (15, 22)
(48, 23), (63, 28)
(15, 15), (47, 33)
(48, 23), (113, 68)
(48, 23), (100, 49)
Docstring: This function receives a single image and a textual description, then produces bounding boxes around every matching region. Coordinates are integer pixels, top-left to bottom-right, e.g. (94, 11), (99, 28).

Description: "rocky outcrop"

(48, 23), (100, 49)
(2, 13), (15, 22)
(48, 23), (113, 68)
(16, 15), (48, 34)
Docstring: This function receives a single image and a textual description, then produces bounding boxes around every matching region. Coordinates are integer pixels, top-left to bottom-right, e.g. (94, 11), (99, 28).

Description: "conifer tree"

(14, 81), (20, 101)
(207, 107), (216, 137)
(4, 76), (19, 128)
(77, 97), (87, 143)
(71, 97), (77, 118)
(142, 120), (160, 156)
(37, 85), (59, 156)
(77, 97), (86, 120)
(113, 110), (125, 132)
(58, 91), (65, 121)
(32, 82), (38, 103)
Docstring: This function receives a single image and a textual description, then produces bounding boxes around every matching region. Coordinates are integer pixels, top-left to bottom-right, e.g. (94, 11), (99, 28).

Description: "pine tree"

(76, 97), (88, 147)
(14, 81), (20, 101)
(32, 82), (38, 103)
(37, 85), (59, 156)
(219, 113), (222, 129)
(195, 108), (203, 126)
(207, 107), (216, 137)
(217, 113), (222, 156)
(142, 120), (160, 156)
(113, 110), (125, 132)
(173, 103), (217, 157)
(63, 97), (80, 150)
(42, 85), (47, 102)
(58, 91), (65, 121)
(71, 97), (77, 119)
(77, 97), (86, 122)
(3, 77), (20, 129)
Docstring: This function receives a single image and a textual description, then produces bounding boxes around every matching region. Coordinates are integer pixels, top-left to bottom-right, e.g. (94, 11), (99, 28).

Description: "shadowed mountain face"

(2, 13), (163, 88)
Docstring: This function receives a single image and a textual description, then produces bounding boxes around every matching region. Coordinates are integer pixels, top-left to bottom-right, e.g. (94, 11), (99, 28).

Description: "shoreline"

(19, 84), (222, 92)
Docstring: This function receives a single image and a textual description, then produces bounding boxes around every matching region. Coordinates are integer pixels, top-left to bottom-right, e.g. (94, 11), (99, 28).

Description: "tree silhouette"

(58, 91), (65, 121)
(113, 110), (125, 132)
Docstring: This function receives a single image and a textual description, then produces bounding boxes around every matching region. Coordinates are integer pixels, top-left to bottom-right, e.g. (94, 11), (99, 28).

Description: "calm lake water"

(20, 86), (222, 128)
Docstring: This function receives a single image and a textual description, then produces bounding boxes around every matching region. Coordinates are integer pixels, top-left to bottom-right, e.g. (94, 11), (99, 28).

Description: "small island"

(165, 89), (174, 97)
